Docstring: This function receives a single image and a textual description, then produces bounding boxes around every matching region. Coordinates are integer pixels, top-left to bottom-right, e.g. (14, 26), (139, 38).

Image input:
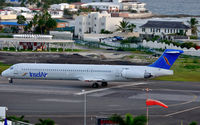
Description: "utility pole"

(82, 90), (87, 125)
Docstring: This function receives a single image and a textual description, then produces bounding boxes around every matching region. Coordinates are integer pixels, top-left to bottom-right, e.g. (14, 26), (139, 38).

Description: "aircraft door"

(13, 66), (18, 75)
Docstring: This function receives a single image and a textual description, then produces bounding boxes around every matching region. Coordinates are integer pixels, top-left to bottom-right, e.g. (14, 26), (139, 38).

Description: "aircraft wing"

(78, 77), (104, 82)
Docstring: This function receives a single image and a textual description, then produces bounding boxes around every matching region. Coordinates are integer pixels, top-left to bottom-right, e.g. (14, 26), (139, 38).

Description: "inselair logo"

(163, 56), (171, 66)
(29, 72), (48, 78)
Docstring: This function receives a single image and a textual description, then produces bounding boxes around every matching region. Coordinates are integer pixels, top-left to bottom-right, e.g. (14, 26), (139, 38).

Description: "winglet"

(149, 49), (184, 69)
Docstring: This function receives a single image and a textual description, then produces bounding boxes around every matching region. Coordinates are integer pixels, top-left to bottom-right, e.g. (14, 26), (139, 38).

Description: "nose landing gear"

(8, 78), (13, 83)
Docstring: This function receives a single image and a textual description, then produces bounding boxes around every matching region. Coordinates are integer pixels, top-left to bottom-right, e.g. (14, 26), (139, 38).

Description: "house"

(81, 2), (120, 12)
(55, 19), (70, 28)
(50, 3), (69, 10)
(48, 10), (64, 18)
(81, 0), (148, 13)
(140, 21), (191, 36)
(70, 2), (84, 9)
(75, 11), (123, 36)
(0, 10), (17, 20)
(5, 0), (20, 4)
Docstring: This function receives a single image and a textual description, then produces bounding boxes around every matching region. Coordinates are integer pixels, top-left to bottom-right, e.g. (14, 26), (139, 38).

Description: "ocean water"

(138, 0), (200, 15)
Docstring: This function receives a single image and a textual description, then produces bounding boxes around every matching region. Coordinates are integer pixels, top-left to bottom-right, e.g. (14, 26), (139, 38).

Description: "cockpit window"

(10, 67), (14, 70)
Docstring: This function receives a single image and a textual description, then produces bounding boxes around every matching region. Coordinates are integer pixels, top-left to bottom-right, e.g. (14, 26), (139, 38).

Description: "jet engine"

(121, 70), (152, 79)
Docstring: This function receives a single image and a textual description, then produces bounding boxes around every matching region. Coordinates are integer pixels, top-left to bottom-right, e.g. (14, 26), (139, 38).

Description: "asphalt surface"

(0, 78), (200, 125)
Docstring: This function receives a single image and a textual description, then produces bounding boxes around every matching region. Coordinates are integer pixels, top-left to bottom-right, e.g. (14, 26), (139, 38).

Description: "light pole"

(142, 88), (152, 125)
(82, 90), (87, 125)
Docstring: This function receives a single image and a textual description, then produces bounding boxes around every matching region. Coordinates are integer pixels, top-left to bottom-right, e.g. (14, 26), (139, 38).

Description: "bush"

(190, 36), (198, 39)
(100, 29), (112, 34)
(120, 37), (141, 44)
(193, 58), (199, 63)
(184, 65), (200, 69)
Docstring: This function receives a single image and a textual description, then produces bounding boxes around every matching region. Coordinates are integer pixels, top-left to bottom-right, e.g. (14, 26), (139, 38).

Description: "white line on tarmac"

(165, 105), (200, 117)
(74, 82), (147, 95)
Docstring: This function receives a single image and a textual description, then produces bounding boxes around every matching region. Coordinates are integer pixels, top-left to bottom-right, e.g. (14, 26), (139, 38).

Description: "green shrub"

(190, 36), (198, 39)
(184, 65), (200, 69)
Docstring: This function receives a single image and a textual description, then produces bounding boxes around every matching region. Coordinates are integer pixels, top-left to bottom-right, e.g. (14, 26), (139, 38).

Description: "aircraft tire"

(8, 78), (13, 83)
(101, 82), (108, 87)
(92, 83), (99, 88)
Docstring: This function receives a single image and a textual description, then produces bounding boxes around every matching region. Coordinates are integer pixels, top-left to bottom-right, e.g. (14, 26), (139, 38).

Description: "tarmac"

(0, 78), (200, 125)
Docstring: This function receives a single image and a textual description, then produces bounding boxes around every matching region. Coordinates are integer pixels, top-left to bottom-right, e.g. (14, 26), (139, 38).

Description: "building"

(5, 0), (20, 4)
(0, 10), (17, 20)
(75, 11), (123, 36)
(81, 0), (148, 14)
(81, 2), (120, 12)
(48, 10), (64, 18)
(55, 19), (70, 28)
(3, 7), (34, 19)
(50, 3), (69, 10)
(140, 21), (191, 36)
(70, 2), (84, 9)
(4, 7), (31, 13)
(120, 1), (147, 13)
(0, 34), (74, 51)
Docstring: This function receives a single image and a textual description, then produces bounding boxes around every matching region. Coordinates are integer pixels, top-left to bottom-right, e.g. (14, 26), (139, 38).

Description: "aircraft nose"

(1, 70), (7, 77)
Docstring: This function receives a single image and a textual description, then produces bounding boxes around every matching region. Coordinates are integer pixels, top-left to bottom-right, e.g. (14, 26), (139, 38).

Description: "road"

(0, 78), (200, 125)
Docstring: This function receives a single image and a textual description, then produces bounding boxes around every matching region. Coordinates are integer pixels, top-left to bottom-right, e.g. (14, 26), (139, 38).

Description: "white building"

(81, 0), (147, 13)
(48, 10), (64, 18)
(81, 2), (120, 12)
(5, 0), (20, 4)
(140, 21), (192, 36)
(4, 7), (31, 13)
(75, 11), (123, 36)
(121, 2), (147, 12)
(50, 3), (69, 10)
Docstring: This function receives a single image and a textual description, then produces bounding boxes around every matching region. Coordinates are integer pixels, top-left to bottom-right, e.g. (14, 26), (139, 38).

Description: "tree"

(116, 20), (130, 32)
(116, 20), (136, 32)
(24, 21), (33, 33)
(189, 121), (198, 125)
(110, 114), (147, 125)
(45, 18), (57, 33)
(17, 15), (26, 25)
(35, 118), (55, 125)
(7, 115), (29, 123)
(128, 23), (136, 32)
(187, 18), (199, 36)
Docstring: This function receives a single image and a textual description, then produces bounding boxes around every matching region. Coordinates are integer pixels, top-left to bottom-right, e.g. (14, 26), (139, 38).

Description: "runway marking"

(165, 105), (200, 117)
(74, 82), (147, 95)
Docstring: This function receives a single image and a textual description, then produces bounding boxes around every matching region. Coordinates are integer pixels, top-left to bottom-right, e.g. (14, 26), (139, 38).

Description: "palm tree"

(17, 15), (26, 33)
(116, 20), (130, 32)
(17, 15), (26, 25)
(128, 23), (136, 32)
(45, 18), (57, 33)
(35, 118), (55, 125)
(116, 21), (136, 32)
(7, 115), (29, 123)
(110, 114), (147, 125)
(188, 18), (199, 36)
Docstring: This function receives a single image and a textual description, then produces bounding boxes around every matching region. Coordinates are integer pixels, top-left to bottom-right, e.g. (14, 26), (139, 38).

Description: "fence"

(101, 40), (200, 56)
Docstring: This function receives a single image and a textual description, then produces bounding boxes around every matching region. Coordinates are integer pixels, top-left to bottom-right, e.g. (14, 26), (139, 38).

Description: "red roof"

(29, 8), (41, 10)
(70, 2), (84, 5)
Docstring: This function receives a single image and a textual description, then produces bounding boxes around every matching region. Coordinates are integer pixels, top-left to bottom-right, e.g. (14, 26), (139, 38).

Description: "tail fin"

(149, 49), (184, 69)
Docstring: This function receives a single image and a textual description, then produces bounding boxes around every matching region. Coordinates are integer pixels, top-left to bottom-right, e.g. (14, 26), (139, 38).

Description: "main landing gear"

(92, 82), (108, 88)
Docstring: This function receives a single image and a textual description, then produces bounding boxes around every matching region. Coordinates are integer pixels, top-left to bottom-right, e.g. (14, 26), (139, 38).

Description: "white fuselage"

(2, 63), (173, 82)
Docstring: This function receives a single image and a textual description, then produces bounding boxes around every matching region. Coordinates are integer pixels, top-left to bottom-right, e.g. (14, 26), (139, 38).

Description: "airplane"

(1, 49), (183, 88)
